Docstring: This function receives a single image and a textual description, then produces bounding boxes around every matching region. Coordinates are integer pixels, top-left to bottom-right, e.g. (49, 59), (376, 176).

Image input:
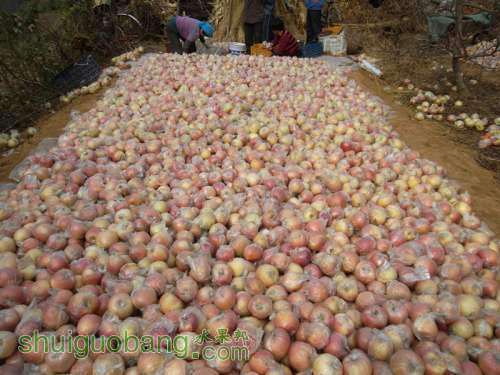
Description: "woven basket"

(251, 44), (273, 57)
(477, 148), (500, 172)
(322, 25), (344, 35)
(476, 147), (500, 180)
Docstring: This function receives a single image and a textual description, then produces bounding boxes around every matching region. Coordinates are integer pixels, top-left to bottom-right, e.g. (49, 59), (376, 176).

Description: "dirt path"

(1, 63), (498, 235)
(352, 70), (500, 235)
(0, 92), (102, 183)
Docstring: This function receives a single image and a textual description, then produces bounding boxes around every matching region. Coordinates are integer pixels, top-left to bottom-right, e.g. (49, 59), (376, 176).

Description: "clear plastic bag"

(32, 138), (58, 155)
(9, 158), (32, 182)
(0, 183), (15, 193)
(187, 253), (211, 283)
(9, 138), (58, 182)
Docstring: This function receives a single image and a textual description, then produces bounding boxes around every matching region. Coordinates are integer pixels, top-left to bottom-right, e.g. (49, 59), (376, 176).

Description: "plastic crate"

(319, 29), (347, 56)
(301, 42), (323, 58)
(52, 55), (101, 94)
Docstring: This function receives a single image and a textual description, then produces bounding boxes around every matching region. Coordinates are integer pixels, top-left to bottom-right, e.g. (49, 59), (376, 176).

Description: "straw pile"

(211, 0), (307, 42)
(150, 0), (424, 42)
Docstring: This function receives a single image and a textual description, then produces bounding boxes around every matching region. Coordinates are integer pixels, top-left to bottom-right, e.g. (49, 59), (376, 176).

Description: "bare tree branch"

(463, 2), (499, 13)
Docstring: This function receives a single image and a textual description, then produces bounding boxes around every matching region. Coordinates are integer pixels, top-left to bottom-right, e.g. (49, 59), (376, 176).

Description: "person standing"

(244, 0), (265, 53)
(165, 16), (214, 54)
(305, 0), (324, 43)
(262, 0), (276, 42)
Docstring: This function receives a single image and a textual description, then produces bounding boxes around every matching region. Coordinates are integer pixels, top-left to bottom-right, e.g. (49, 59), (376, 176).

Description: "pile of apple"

(0, 54), (498, 375)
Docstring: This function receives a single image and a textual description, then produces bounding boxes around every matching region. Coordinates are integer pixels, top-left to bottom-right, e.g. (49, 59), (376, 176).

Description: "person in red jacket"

(270, 19), (300, 57)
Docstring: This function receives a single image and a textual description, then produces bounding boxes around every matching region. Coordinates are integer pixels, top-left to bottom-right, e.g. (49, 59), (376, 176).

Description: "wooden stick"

(340, 19), (405, 28)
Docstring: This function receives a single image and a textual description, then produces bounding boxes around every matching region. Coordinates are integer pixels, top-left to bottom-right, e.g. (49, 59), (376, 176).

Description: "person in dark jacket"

(270, 19), (300, 57)
(244, 0), (265, 53)
(305, 0), (324, 43)
(165, 16), (214, 54)
(262, 0), (276, 42)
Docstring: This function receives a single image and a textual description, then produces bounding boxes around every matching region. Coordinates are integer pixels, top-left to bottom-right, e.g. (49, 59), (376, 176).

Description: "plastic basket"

(319, 29), (347, 56)
(229, 42), (246, 55)
(52, 55), (101, 94)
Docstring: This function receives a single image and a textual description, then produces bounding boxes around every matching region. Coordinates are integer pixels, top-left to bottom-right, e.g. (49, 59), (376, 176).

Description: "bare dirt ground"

(353, 70), (500, 235)
(0, 92), (102, 182)
(0, 63), (498, 235)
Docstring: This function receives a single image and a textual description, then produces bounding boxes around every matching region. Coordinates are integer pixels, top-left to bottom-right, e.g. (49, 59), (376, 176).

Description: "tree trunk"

(453, 0), (469, 93)
(452, 55), (467, 92)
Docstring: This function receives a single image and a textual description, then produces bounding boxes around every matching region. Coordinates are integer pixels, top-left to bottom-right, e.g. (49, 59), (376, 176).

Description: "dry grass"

(336, 0), (424, 26)
(211, 0), (307, 42)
